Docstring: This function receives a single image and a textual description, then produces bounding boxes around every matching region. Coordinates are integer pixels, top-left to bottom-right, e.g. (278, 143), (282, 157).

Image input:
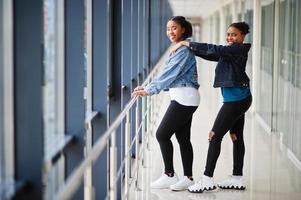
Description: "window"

(43, 0), (65, 155)
(258, 1), (275, 127)
(296, 0), (301, 88)
(0, 0), (4, 187)
(43, 0), (65, 197)
(83, 0), (94, 198)
(225, 5), (232, 25)
(243, 0), (253, 44)
(0, 0), (15, 197)
(0, 2), (4, 188)
(215, 12), (220, 43)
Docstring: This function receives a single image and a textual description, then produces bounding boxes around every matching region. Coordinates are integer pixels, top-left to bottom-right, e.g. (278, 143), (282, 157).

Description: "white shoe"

(169, 176), (194, 191)
(188, 175), (217, 193)
(217, 175), (246, 190)
(151, 173), (178, 189)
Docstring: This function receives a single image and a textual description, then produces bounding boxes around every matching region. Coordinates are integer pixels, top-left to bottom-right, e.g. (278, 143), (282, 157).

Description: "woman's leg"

(204, 95), (252, 177)
(203, 103), (240, 177)
(230, 114), (245, 176)
(175, 115), (195, 177)
(156, 101), (197, 174)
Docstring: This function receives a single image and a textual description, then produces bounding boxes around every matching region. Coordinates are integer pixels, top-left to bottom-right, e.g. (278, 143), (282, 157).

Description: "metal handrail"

(54, 51), (168, 200)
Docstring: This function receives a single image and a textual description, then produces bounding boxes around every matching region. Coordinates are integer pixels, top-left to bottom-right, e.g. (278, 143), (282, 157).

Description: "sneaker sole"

(203, 186), (217, 192)
(188, 189), (203, 193)
(188, 186), (217, 193)
(218, 185), (246, 190)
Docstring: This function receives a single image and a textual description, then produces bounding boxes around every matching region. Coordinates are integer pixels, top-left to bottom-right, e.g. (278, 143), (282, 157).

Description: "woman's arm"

(171, 41), (220, 61)
(172, 41), (250, 60)
(133, 47), (192, 97)
(189, 42), (250, 58)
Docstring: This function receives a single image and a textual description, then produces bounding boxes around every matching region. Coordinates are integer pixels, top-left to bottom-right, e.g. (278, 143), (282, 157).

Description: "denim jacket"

(145, 46), (199, 95)
(189, 42), (251, 88)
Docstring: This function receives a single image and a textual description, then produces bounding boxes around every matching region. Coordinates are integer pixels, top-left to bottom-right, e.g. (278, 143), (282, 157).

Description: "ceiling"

(168, 0), (223, 20)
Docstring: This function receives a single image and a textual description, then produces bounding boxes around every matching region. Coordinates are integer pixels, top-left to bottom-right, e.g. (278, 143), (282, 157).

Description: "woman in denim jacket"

(172, 22), (252, 193)
(132, 16), (199, 191)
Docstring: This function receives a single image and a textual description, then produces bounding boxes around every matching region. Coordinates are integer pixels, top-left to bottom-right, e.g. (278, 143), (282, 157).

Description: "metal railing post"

(150, 95), (154, 135)
(109, 131), (117, 200)
(141, 97), (146, 167)
(146, 96), (151, 144)
(124, 111), (131, 199)
(135, 99), (140, 190)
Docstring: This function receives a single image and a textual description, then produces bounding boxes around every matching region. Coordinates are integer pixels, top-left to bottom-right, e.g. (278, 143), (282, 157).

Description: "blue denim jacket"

(189, 42), (251, 88)
(145, 46), (199, 95)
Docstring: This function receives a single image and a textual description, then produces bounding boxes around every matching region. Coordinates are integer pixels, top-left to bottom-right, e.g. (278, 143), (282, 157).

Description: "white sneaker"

(151, 173), (178, 189)
(217, 175), (246, 190)
(169, 176), (194, 191)
(188, 175), (217, 193)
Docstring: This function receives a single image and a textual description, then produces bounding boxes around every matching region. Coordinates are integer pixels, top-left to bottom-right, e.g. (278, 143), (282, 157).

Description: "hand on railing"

(131, 86), (148, 98)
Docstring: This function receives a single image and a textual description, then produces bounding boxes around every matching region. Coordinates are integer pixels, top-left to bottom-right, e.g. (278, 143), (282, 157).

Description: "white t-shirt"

(169, 87), (200, 106)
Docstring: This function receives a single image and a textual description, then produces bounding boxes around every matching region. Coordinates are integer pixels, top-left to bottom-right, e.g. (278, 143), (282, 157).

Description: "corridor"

(1, 0), (301, 199)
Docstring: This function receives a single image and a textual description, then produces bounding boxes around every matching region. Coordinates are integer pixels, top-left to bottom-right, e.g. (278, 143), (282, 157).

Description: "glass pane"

(244, 0), (253, 44)
(293, 0), (301, 161)
(277, 0), (295, 149)
(215, 12), (220, 43)
(0, 0), (14, 195)
(294, 52), (301, 161)
(0, 0), (4, 185)
(43, 0), (62, 158)
(243, 0), (253, 77)
(258, 1), (274, 126)
(43, 0), (56, 153)
(43, 0), (65, 197)
(225, 5), (232, 25)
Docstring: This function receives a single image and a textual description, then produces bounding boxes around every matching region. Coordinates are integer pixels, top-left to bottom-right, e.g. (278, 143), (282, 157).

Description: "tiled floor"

(128, 89), (301, 200)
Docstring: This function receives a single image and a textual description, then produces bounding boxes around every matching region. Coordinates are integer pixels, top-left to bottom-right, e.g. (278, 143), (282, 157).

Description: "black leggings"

(156, 101), (198, 176)
(204, 95), (252, 177)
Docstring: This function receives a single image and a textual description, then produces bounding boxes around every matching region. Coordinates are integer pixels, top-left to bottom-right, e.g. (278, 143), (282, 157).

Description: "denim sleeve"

(189, 42), (250, 58)
(144, 48), (191, 95)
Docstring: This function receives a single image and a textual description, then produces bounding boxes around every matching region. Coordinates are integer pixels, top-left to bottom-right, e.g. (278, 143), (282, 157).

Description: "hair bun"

(229, 22), (250, 35)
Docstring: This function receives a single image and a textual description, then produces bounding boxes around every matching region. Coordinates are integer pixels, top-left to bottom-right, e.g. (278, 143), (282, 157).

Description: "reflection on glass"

(215, 12), (220, 43)
(43, 0), (59, 158)
(0, 52), (3, 186)
(43, 0), (65, 198)
(244, 0), (253, 44)
(225, 5), (232, 26)
(0, 0), (4, 185)
(277, 0), (301, 162)
(258, 2), (274, 127)
(295, 0), (301, 160)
